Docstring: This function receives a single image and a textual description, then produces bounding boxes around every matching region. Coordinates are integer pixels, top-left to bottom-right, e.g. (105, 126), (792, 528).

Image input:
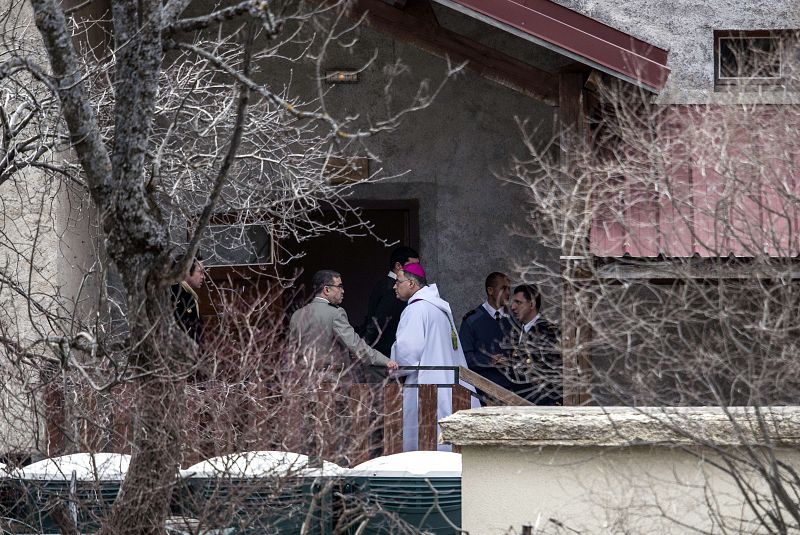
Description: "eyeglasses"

(395, 278), (413, 285)
(326, 284), (344, 290)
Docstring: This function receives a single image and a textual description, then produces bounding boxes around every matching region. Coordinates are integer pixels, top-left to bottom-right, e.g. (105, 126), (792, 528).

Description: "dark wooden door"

(283, 200), (419, 328)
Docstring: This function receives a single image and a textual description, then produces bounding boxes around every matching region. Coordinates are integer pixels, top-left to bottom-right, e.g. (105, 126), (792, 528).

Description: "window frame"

(187, 212), (276, 268)
(199, 222), (275, 268)
(713, 30), (795, 90)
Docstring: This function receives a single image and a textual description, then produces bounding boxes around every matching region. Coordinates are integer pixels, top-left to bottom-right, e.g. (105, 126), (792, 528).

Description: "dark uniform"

(507, 317), (562, 405)
(171, 281), (204, 345)
(459, 306), (515, 401)
(362, 275), (406, 380)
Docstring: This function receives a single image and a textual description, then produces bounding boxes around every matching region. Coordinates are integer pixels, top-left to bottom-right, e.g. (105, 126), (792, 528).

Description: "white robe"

(391, 284), (480, 451)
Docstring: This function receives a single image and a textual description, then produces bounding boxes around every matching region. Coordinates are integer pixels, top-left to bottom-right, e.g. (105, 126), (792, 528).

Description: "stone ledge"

(440, 406), (800, 447)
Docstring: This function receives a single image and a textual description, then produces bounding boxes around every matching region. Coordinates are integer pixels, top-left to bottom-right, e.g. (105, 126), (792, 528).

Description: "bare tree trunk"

(102, 376), (184, 535)
(3, 0), (452, 532)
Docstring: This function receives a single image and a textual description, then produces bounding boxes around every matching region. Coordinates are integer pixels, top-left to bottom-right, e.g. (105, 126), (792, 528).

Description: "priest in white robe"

(391, 262), (480, 451)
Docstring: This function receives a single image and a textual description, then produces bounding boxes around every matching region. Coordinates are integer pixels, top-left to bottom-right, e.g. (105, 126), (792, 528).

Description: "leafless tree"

(0, 0), (457, 533)
(506, 40), (800, 533)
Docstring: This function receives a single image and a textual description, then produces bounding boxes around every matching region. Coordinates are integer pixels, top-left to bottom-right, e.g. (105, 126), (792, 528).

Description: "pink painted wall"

(590, 106), (800, 258)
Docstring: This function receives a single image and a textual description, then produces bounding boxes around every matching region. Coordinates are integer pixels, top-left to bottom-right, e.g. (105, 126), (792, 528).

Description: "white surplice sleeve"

(391, 304), (428, 367)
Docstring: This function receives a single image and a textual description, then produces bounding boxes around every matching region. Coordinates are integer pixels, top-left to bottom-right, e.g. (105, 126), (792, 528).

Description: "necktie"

(494, 311), (500, 321)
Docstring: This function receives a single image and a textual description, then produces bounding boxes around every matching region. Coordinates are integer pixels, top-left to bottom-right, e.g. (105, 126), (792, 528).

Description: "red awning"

(436, 0), (670, 92)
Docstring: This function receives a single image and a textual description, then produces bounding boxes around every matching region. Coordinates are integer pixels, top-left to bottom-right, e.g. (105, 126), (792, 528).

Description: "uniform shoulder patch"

(461, 307), (479, 323)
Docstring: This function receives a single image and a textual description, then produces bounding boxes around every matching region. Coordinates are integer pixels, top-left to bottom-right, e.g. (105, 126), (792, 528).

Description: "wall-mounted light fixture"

(324, 156), (370, 185)
(324, 70), (360, 84)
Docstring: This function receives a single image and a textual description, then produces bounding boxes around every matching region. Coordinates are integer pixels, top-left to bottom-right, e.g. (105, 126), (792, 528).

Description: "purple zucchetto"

(402, 262), (426, 279)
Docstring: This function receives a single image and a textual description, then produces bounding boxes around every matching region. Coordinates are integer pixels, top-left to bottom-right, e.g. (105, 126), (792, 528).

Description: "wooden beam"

(458, 367), (533, 406)
(247, 382), (269, 453)
(44, 378), (67, 455)
(383, 381), (403, 454)
(452, 383), (472, 413)
(352, 0), (559, 105)
(316, 382), (339, 462)
(443, 0), (669, 92)
(558, 72), (586, 138)
(559, 72), (593, 406)
(418, 384), (439, 450)
(451, 384), (473, 453)
(596, 258), (800, 281)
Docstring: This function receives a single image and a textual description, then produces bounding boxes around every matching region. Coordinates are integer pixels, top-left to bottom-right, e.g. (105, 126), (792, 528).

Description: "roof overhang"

(432, 0), (670, 92)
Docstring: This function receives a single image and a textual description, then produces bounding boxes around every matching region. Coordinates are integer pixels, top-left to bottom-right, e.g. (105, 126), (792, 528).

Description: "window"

(714, 30), (799, 89)
(199, 223), (274, 267)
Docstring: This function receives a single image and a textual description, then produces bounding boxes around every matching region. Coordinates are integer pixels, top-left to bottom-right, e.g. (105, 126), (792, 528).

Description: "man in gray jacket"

(290, 269), (398, 381)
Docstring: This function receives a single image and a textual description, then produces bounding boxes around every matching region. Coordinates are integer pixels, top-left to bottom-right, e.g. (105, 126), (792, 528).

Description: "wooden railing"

(43, 366), (529, 466)
(379, 381), (471, 454)
(457, 367), (533, 407)
(382, 366), (531, 454)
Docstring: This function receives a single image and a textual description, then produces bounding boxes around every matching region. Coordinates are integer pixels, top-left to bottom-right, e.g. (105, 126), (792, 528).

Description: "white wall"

(462, 445), (797, 534)
(443, 406), (800, 534)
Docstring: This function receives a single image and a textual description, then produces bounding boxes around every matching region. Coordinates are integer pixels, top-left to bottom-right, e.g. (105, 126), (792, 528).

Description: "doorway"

(282, 200), (420, 328)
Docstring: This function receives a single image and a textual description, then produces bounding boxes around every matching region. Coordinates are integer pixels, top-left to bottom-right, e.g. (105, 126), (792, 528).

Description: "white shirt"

(519, 314), (543, 359)
(482, 301), (509, 320)
(523, 314), (541, 333)
(388, 271), (397, 280)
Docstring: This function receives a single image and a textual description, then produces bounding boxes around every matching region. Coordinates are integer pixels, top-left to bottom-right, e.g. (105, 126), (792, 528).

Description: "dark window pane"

(719, 37), (781, 79)
(200, 224), (273, 266)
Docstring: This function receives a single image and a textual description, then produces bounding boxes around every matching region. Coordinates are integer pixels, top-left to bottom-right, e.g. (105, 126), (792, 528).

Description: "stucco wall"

(0, 168), (97, 457)
(0, 165), (56, 454)
(0, 1), (49, 456)
(443, 406), (800, 534)
(552, 0), (800, 104)
(461, 445), (798, 534)
(285, 22), (558, 322)
(0, 0), (101, 457)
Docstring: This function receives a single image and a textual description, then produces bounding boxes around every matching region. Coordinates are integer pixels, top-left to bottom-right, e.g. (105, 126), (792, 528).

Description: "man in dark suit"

(459, 272), (514, 402)
(508, 284), (562, 405)
(361, 246), (419, 378)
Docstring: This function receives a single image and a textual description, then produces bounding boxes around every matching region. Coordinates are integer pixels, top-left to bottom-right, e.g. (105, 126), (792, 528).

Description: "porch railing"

(381, 366), (531, 454)
(43, 366), (529, 467)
